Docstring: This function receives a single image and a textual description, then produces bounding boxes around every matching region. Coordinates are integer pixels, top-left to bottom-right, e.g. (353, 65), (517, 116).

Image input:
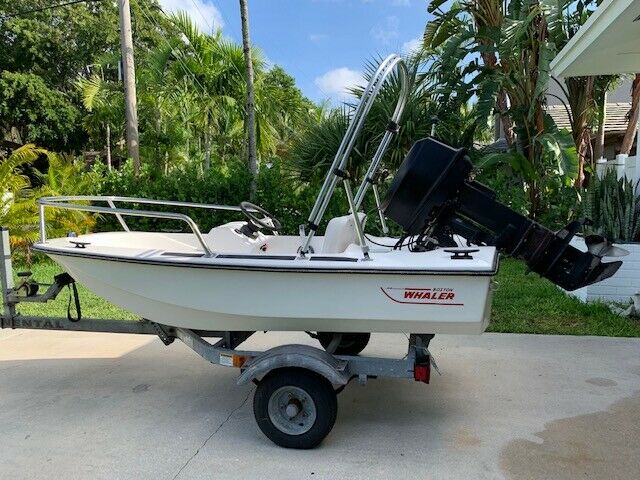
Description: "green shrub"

(1, 146), (96, 262)
(473, 165), (579, 230)
(94, 159), (351, 235)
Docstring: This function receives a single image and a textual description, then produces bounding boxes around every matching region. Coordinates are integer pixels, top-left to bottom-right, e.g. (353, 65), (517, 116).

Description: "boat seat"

(321, 214), (366, 253)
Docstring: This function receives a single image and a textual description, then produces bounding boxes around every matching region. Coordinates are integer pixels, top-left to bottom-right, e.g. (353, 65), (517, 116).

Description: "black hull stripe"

(31, 245), (499, 276)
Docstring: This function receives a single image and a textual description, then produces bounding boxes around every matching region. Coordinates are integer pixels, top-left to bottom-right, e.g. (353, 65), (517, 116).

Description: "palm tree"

(138, 40), (195, 172)
(1, 145), (97, 259)
(546, 0), (622, 187)
(425, 0), (580, 218)
(253, 66), (318, 160)
(77, 9), (311, 178)
(78, 71), (125, 168)
(36, 154), (98, 235)
(239, 0), (258, 199)
(289, 53), (487, 184)
(169, 12), (248, 171)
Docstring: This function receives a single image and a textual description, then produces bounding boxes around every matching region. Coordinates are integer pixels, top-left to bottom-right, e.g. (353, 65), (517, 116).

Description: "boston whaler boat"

(3, 54), (626, 448)
(31, 54), (624, 336)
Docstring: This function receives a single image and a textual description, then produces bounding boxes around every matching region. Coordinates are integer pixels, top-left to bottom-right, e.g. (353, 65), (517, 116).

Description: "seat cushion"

(321, 214), (366, 253)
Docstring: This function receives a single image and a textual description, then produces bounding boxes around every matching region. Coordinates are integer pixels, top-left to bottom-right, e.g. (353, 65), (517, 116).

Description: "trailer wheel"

(317, 332), (371, 355)
(253, 368), (337, 449)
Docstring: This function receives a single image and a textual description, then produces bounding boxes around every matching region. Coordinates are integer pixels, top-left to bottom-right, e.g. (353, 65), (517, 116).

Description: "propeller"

(584, 234), (630, 258)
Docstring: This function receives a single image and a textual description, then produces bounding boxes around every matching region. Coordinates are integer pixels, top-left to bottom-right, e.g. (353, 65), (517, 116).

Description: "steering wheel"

(239, 201), (282, 234)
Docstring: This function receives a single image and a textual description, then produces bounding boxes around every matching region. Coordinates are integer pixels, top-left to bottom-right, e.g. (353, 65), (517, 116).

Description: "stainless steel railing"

(37, 196), (252, 257)
(300, 54), (409, 253)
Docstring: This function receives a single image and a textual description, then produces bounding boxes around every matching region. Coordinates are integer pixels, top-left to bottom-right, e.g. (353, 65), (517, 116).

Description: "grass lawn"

(14, 261), (137, 320)
(12, 258), (640, 337)
(488, 259), (640, 337)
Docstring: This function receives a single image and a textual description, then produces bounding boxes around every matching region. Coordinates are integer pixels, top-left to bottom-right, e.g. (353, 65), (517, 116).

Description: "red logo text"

(381, 287), (463, 305)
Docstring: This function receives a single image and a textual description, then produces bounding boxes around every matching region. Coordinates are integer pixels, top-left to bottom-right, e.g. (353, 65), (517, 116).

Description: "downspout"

(636, 102), (640, 188)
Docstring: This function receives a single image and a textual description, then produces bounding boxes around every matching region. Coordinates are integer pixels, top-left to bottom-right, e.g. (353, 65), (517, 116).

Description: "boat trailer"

(0, 227), (436, 449)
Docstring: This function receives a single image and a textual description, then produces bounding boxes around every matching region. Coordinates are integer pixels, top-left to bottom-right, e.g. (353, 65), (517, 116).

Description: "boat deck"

(34, 231), (499, 275)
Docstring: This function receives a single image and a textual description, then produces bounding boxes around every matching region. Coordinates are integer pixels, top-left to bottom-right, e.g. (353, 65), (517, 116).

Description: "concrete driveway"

(0, 329), (638, 480)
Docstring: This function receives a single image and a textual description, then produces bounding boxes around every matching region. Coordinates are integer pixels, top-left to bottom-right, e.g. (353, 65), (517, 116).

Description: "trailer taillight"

(414, 361), (430, 383)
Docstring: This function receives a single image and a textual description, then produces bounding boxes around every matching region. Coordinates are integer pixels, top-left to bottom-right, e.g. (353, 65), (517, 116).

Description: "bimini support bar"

(300, 54), (409, 254)
(353, 66), (408, 211)
(370, 177), (390, 235)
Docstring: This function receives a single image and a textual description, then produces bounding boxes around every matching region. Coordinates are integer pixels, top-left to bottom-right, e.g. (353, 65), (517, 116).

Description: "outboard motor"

(381, 137), (626, 291)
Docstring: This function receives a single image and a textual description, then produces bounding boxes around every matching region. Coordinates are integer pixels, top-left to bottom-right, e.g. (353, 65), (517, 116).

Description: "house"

(493, 78), (637, 160)
(550, 0), (640, 306)
(548, 79), (636, 160)
(549, 0), (639, 170)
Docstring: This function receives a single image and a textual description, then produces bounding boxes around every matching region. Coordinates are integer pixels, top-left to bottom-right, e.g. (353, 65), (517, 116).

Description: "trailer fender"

(237, 344), (350, 386)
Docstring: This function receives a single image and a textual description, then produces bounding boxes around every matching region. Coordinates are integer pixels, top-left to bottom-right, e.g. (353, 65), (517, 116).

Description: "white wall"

(568, 238), (640, 304)
(597, 154), (640, 186)
(572, 153), (640, 304)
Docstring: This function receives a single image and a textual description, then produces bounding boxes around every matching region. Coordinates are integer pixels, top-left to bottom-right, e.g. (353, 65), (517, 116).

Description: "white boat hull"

(47, 251), (494, 334)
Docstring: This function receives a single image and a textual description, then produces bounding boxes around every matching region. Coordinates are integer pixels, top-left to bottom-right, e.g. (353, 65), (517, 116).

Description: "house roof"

(550, 0), (640, 77)
(545, 102), (632, 134)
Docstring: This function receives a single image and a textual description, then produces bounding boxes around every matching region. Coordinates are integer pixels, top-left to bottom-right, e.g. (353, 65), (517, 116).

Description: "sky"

(158, 0), (431, 103)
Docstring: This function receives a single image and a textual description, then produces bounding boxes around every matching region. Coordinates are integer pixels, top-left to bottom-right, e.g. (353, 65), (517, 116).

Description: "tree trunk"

(566, 76), (595, 188)
(155, 109), (162, 167)
(526, 11), (548, 220)
(204, 123), (212, 172)
(594, 91), (606, 161)
(481, 51), (514, 146)
(118, 0), (140, 175)
(106, 124), (112, 171)
(239, 0), (258, 200)
(495, 91), (514, 146)
(620, 73), (640, 155)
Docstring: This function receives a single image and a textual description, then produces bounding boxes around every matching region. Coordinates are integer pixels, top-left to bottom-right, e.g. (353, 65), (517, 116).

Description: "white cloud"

(314, 67), (364, 100)
(402, 37), (422, 54)
(159, 0), (224, 33)
(370, 15), (399, 45)
(308, 33), (329, 44)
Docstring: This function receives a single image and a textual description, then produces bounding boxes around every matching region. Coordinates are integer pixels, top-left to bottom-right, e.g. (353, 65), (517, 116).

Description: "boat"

(31, 54), (625, 336)
(33, 227), (498, 334)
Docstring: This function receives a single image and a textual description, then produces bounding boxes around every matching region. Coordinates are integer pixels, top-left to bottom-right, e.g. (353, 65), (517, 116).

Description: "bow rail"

(37, 196), (257, 257)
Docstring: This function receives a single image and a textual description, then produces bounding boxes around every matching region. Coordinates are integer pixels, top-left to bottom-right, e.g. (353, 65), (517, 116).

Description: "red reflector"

(414, 362), (430, 383)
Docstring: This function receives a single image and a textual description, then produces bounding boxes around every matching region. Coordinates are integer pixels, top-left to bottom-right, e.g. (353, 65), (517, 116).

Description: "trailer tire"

(253, 368), (337, 449)
(317, 332), (371, 356)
